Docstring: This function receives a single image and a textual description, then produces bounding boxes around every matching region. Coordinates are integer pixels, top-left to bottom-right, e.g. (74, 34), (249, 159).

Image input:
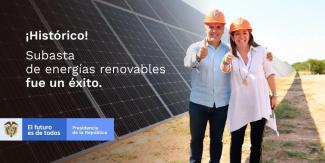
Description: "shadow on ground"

(244, 72), (324, 162)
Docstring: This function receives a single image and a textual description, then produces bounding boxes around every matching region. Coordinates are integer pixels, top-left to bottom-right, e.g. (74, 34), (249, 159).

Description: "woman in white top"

(220, 17), (278, 163)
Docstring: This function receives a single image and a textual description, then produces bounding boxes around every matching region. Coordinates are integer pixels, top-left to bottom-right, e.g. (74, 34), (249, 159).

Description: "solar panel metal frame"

(94, 0), (191, 115)
(31, 0), (175, 136)
(0, 0), (191, 162)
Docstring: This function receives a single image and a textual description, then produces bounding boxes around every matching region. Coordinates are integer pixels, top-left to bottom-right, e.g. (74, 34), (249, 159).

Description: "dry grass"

(68, 72), (325, 163)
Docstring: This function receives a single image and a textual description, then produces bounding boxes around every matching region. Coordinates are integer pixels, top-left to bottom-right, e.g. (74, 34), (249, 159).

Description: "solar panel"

(1, 0), (182, 161)
(96, 2), (190, 115)
(101, 0), (130, 10)
(146, 0), (181, 28)
(124, 0), (160, 20)
(0, 0), (102, 162)
(272, 57), (295, 77)
(140, 18), (192, 85)
(159, 0), (205, 35)
(32, 0), (171, 136)
(168, 27), (200, 54)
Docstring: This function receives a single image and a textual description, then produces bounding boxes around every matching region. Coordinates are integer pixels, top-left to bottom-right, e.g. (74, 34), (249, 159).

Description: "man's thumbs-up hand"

(196, 38), (208, 62)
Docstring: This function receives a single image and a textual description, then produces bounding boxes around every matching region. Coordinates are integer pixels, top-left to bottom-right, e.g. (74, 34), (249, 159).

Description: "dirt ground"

(67, 72), (325, 163)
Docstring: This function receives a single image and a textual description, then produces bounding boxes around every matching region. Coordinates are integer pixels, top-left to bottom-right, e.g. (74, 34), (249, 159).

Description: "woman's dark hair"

(230, 32), (260, 57)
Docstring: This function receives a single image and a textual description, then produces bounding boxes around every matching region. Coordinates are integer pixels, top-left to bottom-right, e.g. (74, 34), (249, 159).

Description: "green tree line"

(292, 59), (325, 74)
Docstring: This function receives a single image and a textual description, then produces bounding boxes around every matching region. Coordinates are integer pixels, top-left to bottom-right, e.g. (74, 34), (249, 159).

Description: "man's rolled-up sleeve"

(184, 43), (200, 68)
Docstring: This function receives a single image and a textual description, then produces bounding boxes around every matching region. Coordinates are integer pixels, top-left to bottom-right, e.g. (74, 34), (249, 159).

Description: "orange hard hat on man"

(229, 17), (252, 33)
(204, 9), (226, 25)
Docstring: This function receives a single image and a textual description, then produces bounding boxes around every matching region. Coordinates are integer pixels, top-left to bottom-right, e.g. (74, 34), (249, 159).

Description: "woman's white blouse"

(227, 46), (278, 135)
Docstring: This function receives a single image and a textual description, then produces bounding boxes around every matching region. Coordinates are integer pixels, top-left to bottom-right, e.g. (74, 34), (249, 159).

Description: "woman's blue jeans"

(189, 102), (228, 163)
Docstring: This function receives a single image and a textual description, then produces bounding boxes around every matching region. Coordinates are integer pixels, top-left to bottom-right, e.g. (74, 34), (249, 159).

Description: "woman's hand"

(223, 48), (233, 65)
(220, 48), (233, 73)
(271, 96), (278, 110)
(224, 52), (233, 65)
(267, 51), (273, 61)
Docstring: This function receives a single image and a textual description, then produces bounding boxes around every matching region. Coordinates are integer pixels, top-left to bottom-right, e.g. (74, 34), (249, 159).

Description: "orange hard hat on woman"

(204, 9), (226, 25)
(229, 17), (252, 33)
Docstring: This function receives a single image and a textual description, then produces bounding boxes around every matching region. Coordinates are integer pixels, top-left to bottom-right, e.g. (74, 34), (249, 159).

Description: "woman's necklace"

(238, 50), (253, 86)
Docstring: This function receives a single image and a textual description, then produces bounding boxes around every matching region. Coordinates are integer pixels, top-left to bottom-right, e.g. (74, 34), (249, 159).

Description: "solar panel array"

(0, 0), (294, 162)
(272, 57), (296, 77)
(0, 0), (204, 162)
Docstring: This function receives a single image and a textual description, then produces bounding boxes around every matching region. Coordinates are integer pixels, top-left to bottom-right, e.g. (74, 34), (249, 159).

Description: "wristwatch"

(196, 55), (201, 62)
(272, 93), (278, 97)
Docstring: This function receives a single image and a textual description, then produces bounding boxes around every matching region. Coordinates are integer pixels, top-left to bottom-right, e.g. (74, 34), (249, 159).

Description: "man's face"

(204, 23), (225, 42)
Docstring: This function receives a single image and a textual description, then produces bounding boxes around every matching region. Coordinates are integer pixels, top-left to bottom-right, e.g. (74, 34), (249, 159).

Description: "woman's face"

(231, 29), (250, 47)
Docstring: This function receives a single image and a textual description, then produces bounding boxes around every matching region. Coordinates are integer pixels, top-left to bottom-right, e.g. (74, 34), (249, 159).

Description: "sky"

(182, 0), (325, 64)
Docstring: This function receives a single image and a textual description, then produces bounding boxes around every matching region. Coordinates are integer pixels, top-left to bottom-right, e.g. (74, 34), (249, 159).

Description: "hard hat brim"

(204, 21), (226, 25)
(229, 28), (252, 34)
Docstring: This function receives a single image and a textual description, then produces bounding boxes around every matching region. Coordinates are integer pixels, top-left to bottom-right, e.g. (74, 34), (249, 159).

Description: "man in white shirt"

(184, 9), (230, 163)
